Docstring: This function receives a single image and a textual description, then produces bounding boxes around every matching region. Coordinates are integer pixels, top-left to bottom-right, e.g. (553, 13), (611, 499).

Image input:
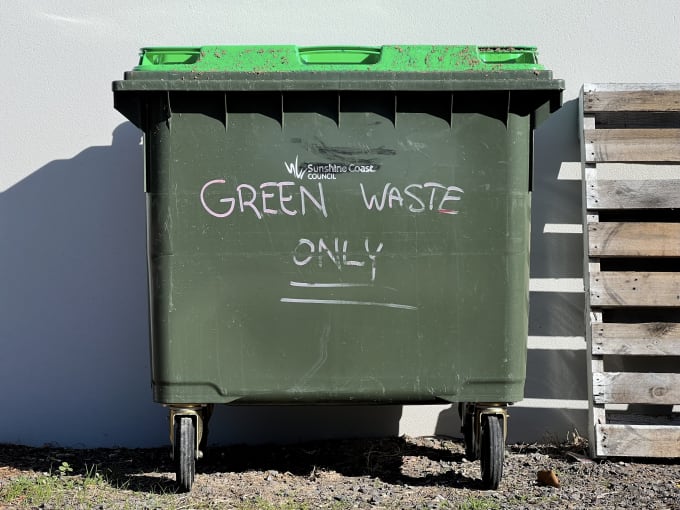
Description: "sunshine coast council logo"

(284, 155), (307, 180)
(284, 156), (378, 181)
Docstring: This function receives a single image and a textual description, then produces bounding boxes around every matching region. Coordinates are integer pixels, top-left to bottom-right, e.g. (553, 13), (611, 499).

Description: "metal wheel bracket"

(459, 403), (509, 460)
(472, 404), (509, 455)
(167, 405), (207, 460)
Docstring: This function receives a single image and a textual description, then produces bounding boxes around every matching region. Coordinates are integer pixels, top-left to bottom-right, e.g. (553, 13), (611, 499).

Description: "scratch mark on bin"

(168, 268), (175, 312)
(292, 323), (331, 390)
(310, 139), (396, 159)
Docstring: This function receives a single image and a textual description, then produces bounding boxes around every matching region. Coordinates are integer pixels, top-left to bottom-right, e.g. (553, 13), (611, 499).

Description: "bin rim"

(113, 72), (564, 94)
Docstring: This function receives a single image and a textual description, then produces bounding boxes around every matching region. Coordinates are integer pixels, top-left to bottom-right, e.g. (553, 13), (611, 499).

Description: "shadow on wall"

(0, 124), (164, 447)
(0, 123), (404, 448)
(434, 405), (586, 445)
(526, 98), (588, 441)
(531, 99), (583, 279)
(208, 405), (403, 446)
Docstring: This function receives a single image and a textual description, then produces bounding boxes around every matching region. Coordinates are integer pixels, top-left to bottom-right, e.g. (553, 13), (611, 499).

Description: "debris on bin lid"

(133, 45), (548, 73)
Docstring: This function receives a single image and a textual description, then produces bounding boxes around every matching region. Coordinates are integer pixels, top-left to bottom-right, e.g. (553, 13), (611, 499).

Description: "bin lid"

(113, 45), (564, 128)
(132, 45), (547, 73)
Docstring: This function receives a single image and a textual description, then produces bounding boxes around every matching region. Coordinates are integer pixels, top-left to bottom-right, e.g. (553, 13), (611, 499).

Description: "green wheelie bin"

(113, 45), (563, 491)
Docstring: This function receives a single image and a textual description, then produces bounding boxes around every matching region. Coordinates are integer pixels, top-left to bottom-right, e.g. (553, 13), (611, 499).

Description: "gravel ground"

(1, 435), (679, 509)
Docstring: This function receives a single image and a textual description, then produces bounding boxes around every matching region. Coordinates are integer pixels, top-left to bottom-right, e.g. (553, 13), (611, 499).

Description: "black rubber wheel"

(174, 416), (196, 492)
(480, 414), (504, 490)
(462, 410), (477, 461)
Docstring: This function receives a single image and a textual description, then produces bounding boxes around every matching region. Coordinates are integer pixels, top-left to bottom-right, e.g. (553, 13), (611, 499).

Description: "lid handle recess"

(297, 46), (383, 65)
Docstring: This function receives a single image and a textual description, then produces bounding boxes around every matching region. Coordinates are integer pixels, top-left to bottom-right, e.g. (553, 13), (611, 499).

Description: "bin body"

(114, 46), (563, 406)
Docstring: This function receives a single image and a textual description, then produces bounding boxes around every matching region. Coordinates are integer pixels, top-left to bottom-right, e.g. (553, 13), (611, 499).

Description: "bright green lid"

(134, 45), (545, 72)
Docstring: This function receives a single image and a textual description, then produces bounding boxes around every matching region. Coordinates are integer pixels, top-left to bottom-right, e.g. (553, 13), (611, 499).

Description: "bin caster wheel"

(459, 403), (477, 461)
(480, 414), (504, 490)
(174, 415), (196, 492)
(199, 404), (214, 454)
(463, 410), (477, 461)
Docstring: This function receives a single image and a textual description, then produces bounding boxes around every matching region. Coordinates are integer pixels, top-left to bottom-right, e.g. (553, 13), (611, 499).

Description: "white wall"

(2, 0), (679, 448)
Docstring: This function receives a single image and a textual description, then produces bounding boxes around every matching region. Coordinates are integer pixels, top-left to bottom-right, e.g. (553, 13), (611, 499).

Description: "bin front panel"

(144, 89), (535, 404)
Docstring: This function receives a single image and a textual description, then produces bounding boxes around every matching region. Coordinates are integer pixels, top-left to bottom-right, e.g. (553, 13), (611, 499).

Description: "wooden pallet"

(580, 83), (680, 458)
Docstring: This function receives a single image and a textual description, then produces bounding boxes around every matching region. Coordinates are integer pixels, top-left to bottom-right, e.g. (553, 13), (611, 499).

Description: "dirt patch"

(1, 436), (679, 509)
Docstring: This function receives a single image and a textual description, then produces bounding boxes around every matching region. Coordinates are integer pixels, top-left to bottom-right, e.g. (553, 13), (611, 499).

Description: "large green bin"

(113, 45), (563, 490)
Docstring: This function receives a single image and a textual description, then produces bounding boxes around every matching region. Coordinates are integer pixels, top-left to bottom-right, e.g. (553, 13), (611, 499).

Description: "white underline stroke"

(289, 281), (399, 292)
(290, 281), (373, 288)
(280, 298), (417, 310)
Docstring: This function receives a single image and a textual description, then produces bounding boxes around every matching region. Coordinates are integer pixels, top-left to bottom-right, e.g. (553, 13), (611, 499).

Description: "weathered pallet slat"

(588, 223), (680, 257)
(586, 180), (680, 209)
(585, 83), (680, 93)
(581, 84), (680, 459)
(591, 163), (680, 180)
(592, 322), (680, 355)
(596, 424), (680, 457)
(593, 372), (680, 405)
(590, 272), (680, 307)
(583, 90), (680, 113)
(584, 128), (680, 162)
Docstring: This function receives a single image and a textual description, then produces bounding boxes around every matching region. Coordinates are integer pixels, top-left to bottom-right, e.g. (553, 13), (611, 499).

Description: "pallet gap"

(597, 210), (680, 222)
(599, 258), (680, 271)
(602, 308), (680, 323)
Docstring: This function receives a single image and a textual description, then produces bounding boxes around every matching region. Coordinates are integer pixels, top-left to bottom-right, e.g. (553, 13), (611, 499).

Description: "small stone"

(536, 469), (561, 488)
